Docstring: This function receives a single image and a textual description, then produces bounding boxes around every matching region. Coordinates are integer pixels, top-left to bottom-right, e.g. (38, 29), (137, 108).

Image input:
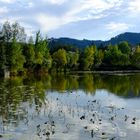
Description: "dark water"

(0, 73), (140, 140)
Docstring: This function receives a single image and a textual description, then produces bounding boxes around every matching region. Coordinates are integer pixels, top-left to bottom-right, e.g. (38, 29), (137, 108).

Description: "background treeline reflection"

(0, 74), (140, 127)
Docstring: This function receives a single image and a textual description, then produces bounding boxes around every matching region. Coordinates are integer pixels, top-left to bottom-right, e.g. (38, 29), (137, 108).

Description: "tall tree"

(0, 42), (5, 69)
(83, 46), (96, 70)
(118, 41), (131, 55)
(11, 22), (26, 42)
(34, 31), (52, 70)
(1, 21), (12, 68)
(1, 21), (12, 43)
(104, 45), (130, 66)
(2, 22), (26, 74)
(66, 50), (79, 70)
(52, 49), (67, 70)
(94, 49), (104, 65)
(9, 38), (25, 73)
(131, 46), (140, 68)
(23, 36), (35, 68)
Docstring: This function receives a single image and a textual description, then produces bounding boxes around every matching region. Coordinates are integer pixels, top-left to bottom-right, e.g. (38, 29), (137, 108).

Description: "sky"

(0, 0), (140, 40)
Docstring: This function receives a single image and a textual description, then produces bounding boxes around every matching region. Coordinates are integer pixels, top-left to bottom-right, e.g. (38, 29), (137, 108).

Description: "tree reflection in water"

(0, 73), (140, 139)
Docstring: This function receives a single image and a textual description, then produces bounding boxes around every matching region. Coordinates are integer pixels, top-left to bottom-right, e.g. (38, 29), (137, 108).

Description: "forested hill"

(106, 32), (140, 46)
(48, 37), (102, 50)
(48, 32), (140, 50)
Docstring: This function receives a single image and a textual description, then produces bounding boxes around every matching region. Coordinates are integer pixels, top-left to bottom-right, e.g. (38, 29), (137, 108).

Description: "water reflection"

(0, 73), (140, 139)
(49, 73), (140, 97)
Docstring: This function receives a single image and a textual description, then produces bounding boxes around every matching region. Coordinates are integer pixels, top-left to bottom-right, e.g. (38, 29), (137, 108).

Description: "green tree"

(1, 21), (12, 43)
(104, 45), (127, 65)
(0, 43), (5, 69)
(11, 22), (26, 42)
(9, 38), (25, 74)
(1, 21), (12, 68)
(135, 45), (140, 53)
(34, 31), (43, 65)
(23, 36), (35, 68)
(52, 49), (67, 71)
(95, 49), (104, 65)
(131, 46), (140, 68)
(66, 50), (79, 70)
(34, 31), (52, 70)
(118, 41), (131, 55)
(42, 40), (52, 69)
(118, 53), (130, 66)
(83, 46), (96, 70)
(1, 22), (26, 74)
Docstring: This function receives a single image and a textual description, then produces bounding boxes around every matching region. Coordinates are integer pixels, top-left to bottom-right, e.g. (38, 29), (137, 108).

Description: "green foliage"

(94, 49), (104, 64)
(131, 46), (140, 68)
(9, 39), (25, 73)
(11, 22), (26, 42)
(1, 21), (12, 43)
(0, 43), (5, 69)
(50, 44), (77, 54)
(135, 46), (140, 53)
(23, 38), (35, 68)
(104, 45), (130, 66)
(34, 31), (52, 69)
(34, 31), (44, 65)
(2, 21), (26, 43)
(52, 49), (67, 70)
(42, 42), (52, 69)
(118, 41), (131, 54)
(83, 46), (96, 70)
(0, 21), (140, 76)
(1, 21), (26, 74)
(118, 53), (130, 66)
(66, 50), (79, 70)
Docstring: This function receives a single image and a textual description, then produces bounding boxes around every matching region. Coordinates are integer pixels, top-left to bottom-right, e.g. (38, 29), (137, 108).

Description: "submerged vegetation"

(1, 21), (140, 76)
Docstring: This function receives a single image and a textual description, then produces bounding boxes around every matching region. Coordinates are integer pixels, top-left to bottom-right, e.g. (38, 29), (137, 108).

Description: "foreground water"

(0, 73), (140, 140)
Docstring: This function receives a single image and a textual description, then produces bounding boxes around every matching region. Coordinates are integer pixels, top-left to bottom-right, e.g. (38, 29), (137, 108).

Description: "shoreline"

(69, 70), (140, 74)
(1, 69), (140, 78)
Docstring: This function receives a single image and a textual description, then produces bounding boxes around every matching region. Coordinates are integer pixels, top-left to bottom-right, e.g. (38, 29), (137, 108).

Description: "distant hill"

(105, 32), (140, 46)
(48, 32), (140, 51)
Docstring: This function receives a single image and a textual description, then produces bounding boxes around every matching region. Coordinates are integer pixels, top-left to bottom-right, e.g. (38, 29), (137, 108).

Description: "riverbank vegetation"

(0, 21), (140, 76)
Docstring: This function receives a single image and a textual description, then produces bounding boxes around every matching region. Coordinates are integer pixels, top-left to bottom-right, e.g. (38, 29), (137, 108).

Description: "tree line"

(0, 21), (140, 76)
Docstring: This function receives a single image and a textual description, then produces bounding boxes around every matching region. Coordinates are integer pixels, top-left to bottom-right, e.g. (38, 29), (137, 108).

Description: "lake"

(0, 73), (140, 140)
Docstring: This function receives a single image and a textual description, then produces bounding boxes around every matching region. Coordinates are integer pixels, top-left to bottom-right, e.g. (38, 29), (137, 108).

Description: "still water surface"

(0, 73), (140, 140)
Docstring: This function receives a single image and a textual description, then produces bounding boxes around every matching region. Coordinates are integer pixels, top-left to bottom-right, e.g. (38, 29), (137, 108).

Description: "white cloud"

(36, 14), (63, 32)
(42, 0), (68, 5)
(35, 0), (123, 33)
(0, 0), (125, 35)
(36, 12), (107, 33)
(82, 0), (113, 10)
(128, 0), (140, 13)
(0, 0), (16, 4)
(0, 0), (138, 39)
(0, 6), (9, 14)
(105, 22), (131, 33)
(61, 0), (123, 26)
(20, 22), (35, 36)
(0, 0), (34, 8)
(0, 17), (22, 25)
(66, 0), (122, 16)
(27, 2), (34, 8)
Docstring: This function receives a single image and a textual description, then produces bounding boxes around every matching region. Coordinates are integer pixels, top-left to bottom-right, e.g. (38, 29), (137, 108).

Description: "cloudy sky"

(0, 0), (140, 40)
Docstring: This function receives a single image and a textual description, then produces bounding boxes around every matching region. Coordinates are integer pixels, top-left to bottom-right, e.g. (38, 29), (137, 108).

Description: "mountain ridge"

(48, 32), (140, 50)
